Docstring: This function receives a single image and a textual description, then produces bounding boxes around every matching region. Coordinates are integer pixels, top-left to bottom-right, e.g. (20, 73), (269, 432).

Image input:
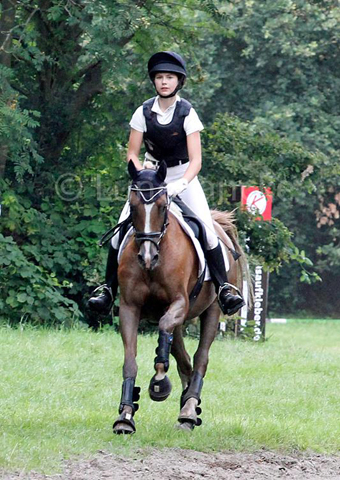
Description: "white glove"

(167, 178), (188, 197)
(143, 160), (156, 170)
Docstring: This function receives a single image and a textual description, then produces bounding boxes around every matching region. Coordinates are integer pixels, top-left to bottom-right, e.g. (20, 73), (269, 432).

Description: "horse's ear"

(156, 160), (167, 183)
(128, 160), (139, 181)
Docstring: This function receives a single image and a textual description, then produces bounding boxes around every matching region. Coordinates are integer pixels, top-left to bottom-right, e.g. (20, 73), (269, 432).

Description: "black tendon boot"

(205, 243), (245, 316)
(88, 245), (119, 314)
(113, 377), (140, 434)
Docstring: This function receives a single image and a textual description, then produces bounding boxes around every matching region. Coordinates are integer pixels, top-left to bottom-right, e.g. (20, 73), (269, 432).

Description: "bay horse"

(113, 160), (250, 433)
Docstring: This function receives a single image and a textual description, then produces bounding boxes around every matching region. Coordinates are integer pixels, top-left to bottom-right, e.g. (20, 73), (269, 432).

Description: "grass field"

(1, 320), (340, 474)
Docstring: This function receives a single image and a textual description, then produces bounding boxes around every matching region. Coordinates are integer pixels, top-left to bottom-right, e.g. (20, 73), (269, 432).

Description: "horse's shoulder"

(168, 211), (182, 229)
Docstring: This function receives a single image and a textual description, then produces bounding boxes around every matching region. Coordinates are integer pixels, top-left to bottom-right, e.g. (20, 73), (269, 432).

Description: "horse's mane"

(211, 209), (254, 309)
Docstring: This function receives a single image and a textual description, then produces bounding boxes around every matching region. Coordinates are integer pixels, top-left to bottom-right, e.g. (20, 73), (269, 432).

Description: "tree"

(0, 0), (225, 325)
(2, 0), (337, 324)
(195, 0), (340, 316)
(0, 0), (16, 178)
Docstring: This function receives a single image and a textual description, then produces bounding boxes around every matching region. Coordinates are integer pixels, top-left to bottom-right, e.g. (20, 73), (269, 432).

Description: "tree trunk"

(0, 0), (17, 178)
(37, 61), (104, 165)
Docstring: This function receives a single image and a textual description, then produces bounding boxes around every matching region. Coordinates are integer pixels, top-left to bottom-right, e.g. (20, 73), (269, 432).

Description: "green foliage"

(0, 164), (126, 325)
(0, 66), (42, 181)
(0, 233), (81, 325)
(203, 113), (322, 196)
(194, 0), (340, 315)
(201, 113), (324, 276)
(0, 0), (224, 325)
(1, 0), (339, 322)
(202, 0), (340, 155)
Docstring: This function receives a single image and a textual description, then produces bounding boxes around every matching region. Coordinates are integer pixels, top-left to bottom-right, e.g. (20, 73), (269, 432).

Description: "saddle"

(173, 197), (209, 255)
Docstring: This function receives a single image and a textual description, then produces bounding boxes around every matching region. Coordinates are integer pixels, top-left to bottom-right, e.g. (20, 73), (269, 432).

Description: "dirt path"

(2, 448), (340, 479)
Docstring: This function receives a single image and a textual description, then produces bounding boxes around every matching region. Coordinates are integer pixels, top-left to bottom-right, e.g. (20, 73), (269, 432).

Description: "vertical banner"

(240, 187), (272, 342)
(239, 266), (269, 341)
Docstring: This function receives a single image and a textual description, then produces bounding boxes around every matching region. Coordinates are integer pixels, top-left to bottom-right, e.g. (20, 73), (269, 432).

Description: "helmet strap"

(157, 85), (181, 98)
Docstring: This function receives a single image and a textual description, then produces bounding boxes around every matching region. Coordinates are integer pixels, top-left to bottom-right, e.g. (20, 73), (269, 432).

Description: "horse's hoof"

(175, 421), (195, 431)
(177, 412), (202, 431)
(113, 422), (135, 435)
(148, 374), (172, 402)
(178, 403), (202, 428)
(113, 412), (136, 435)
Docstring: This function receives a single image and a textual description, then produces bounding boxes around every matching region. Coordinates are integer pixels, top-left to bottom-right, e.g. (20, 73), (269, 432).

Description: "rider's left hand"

(167, 178), (188, 197)
(143, 160), (156, 170)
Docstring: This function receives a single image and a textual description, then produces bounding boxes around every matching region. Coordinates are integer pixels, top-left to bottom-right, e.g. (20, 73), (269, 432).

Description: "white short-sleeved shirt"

(129, 95), (204, 162)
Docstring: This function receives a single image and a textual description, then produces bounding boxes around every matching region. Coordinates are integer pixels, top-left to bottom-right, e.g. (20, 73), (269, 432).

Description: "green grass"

(1, 320), (340, 473)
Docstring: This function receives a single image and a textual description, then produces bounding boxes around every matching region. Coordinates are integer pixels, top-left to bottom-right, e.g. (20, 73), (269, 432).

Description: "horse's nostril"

(151, 254), (159, 269)
(138, 254), (144, 265)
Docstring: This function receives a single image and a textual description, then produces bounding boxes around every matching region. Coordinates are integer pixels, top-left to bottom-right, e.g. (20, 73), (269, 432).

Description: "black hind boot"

(88, 245), (118, 315)
(205, 243), (245, 316)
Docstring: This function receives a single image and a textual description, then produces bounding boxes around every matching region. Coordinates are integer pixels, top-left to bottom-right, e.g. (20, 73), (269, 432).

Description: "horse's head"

(128, 160), (169, 271)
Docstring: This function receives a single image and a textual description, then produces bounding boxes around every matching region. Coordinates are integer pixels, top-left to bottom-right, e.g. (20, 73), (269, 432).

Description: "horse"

(112, 160), (251, 433)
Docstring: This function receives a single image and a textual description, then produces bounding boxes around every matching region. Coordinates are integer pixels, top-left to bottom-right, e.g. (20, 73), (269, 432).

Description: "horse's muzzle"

(138, 243), (159, 271)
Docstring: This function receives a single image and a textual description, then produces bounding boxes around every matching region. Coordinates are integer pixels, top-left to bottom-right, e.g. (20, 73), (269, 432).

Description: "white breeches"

(111, 163), (218, 250)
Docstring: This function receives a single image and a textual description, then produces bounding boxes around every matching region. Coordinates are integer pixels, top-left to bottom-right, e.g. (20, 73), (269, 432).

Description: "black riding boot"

(88, 245), (119, 314)
(205, 244), (245, 316)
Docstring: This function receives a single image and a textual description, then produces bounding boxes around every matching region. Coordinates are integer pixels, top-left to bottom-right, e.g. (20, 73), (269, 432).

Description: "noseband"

(129, 185), (170, 251)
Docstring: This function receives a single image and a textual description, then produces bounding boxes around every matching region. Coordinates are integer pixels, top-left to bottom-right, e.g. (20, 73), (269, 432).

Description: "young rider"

(89, 51), (244, 316)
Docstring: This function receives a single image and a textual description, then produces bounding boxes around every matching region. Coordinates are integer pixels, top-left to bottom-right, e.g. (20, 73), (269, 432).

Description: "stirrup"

(218, 283), (245, 316)
(218, 282), (242, 297)
(91, 284), (113, 299)
(88, 284), (114, 315)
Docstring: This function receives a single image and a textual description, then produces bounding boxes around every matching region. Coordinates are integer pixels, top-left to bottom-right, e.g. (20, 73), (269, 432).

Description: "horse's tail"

(211, 209), (254, 309)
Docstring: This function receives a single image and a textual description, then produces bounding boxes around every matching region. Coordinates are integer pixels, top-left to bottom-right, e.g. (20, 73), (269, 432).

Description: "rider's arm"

(183, 131), (202, 183)
(126, 128), (144, 171)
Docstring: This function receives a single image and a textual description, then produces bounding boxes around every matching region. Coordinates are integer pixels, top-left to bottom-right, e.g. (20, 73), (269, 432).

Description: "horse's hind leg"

(177, 301), (220, 430)
(113, 302), (141, 435)
(171, 326), (192, 390)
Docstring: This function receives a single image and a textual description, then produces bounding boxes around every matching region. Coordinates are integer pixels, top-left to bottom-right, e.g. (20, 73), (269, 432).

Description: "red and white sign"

(241, 186), (272, 221)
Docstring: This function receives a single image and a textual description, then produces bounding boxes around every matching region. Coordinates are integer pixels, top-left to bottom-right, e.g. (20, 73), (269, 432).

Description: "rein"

(130, 184), (170, 251)
(98, 214), (132, 247)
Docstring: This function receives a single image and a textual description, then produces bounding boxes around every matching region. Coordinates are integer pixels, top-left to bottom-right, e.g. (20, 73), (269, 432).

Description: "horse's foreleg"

(149, 295), (188, 402)
(113, 302), (141, 435)
(178, 300), (220, 430)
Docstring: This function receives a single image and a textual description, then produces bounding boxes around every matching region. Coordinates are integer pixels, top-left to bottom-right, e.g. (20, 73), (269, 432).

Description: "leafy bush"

(201, 113), (324, 279)
(0, 233), (82, 325)
(0, 166), (125, 326)
(0, 66), (42, 181)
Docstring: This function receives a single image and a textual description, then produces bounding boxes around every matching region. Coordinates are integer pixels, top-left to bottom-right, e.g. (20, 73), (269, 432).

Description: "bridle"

(129, 185), (170, 251)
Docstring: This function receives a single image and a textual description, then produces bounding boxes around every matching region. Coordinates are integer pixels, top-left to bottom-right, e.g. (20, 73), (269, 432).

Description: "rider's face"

(154, 72), (179, 96)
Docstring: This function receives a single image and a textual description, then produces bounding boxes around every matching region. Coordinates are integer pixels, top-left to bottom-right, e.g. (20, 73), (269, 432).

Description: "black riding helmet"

(148, 51), (187, 98)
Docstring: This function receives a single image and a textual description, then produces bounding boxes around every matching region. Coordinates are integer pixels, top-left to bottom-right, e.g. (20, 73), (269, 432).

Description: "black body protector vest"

(143, 97), (192, 167)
